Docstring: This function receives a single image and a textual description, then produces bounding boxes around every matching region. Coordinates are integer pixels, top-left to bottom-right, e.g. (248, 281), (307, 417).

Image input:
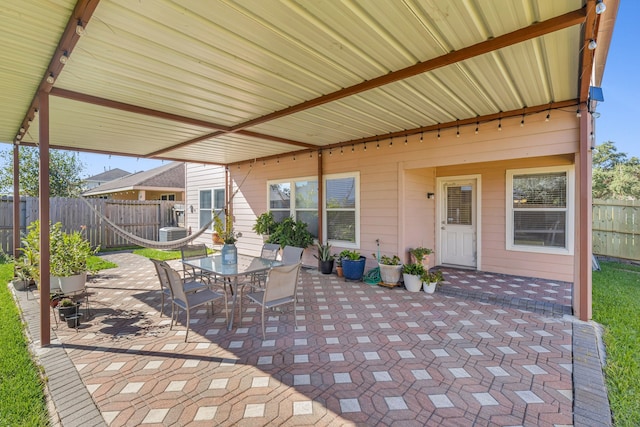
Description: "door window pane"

(446, 186), (472, 225)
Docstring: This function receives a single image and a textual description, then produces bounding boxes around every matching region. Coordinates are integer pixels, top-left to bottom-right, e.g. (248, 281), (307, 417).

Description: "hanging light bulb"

(498, 118), (502, 131)
(59, 51), (69, 64)
(46, 73), (55, 84)
(588, 39), (597, 50)
(404, 134), (408, 145)
(389, 135), (393, 147)
(475, 121), (479, 134)
(75, 20), (86, 36)
(456, 125), (460, 138)
(520, 116), (525, 127)
(576, 109), (582, 118)
(595, 0), (606, 15)
(351, 144), (355, 152)
(364, 142), (367, 151)
(546, 111), (550, 122)
(340, 146), (343, 155)
(420, 131), (423, 143)
(437, 128), (440, 140)
(376, 140), (380, 149)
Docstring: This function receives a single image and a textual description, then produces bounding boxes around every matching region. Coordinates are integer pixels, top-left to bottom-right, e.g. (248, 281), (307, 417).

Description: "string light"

(364, 142), (367, 151)
(456, 121), (460, 138)
(437, 127), (440, 140)
(420, 131), (423, 143)
(389, 135), (393, 147)
(576, 108), (582, 118)
(520, 114), (525, 127)
(595, 0), (606, 14)
(498, 117), (502, 131)
(475, 121), (479, 134)
(351, 144), (354, 152)
(340, 146), (343, 155)
(546, 110), (551, 122)
(376, 139), (380, 149)
(404, 133), (408, 145)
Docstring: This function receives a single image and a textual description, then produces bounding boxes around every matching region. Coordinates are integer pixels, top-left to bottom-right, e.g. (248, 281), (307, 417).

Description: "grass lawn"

(0, 262), (49, 426)
(592, 261), (640, 427)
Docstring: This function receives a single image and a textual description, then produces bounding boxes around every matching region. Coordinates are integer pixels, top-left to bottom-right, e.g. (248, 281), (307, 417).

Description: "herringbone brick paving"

(43, 253), (575, 426)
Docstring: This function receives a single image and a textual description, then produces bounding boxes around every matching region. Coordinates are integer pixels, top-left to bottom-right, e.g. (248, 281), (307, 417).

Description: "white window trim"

(323, 171), (360, 249)
(199, 188), (225, 231)
(505, 165), (574, 255)
(266, 175), (318, 217)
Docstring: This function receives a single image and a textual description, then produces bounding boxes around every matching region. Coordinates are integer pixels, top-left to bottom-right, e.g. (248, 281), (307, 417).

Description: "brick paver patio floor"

(35, 253), (578, 426)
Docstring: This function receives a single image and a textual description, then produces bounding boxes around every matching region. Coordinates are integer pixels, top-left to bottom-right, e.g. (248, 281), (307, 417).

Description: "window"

(160, 194), (175, 201)
(325, 173), (359, 246)
(506, 166), (573, 254)
(200, 188), (225, 230)
(268, 178), (318, 237)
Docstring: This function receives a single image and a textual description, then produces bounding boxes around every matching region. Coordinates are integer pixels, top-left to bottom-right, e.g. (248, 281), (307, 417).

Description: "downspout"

(39, 90), (51, 346)
(12, 144), (19, 259)
(318, 150), (323, 243)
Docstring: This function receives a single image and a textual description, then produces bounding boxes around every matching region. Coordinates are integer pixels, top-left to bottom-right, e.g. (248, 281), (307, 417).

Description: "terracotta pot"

(336, 266), (344, 277)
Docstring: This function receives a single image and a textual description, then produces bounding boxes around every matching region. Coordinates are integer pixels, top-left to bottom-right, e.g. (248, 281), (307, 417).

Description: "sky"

(71, 1), (638, 177)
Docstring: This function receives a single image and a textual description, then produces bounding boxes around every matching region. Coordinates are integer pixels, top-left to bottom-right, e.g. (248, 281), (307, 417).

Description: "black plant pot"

(66, 313), (82, 328)
(59, 304), (79, 321)
(319, 259), (335, 275)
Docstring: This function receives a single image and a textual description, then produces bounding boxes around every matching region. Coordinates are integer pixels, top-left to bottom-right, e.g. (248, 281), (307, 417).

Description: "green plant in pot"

(57, 297), (79, 321)
(314, 242), (335, 274)
(402, 262), (426, 292)
(334, 250), (350, 277)
(341, 250), (366, 281)
(214, 215), (242, 264)
(422, 269), (444, 294)
(253, 212), (278, 241)
(373, 253), (403, 286)
(267, 217), (314, 249)
(23, 221), (98, 294)
(409, 247), (433, 268)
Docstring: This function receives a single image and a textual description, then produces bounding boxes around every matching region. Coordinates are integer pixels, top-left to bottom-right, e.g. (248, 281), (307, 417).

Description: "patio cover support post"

(575, 112), (593, 321)
(317, 150), (323, 243)
(38, 90), (51, 346)
(12, 144), (20, 259)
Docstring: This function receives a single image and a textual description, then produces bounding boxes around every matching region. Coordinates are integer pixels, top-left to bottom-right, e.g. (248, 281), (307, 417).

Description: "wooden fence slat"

(1, 197), (180, 252)
(592, 199), (640, 261)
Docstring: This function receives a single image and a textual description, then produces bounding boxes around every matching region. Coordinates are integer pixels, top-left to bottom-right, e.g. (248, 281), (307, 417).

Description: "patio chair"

(180, 243), (211, 282)
(246, 262), (301, 339)
(160, 262), (227, 342)
(281, 245), (304, 265)
(250, 243), (282, 289)
(150, 259), (208, 317)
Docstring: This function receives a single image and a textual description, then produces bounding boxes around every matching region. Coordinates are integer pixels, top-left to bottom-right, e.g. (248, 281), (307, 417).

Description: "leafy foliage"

(592, 141), (640, 200)
(373, 254), (401, 265)
(252, 211), (278, 235)
(267, 217), (314, 249)
(402, 262), (425, 276)
(0, 146), (85, 197)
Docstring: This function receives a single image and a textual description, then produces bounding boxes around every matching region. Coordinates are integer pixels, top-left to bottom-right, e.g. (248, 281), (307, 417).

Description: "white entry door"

(439, 178), (477, 268)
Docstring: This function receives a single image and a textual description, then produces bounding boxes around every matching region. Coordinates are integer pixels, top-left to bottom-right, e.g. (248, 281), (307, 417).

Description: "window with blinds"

(326, 175), (358, 243)
(446, 185), (473, 225)
(199, 188), (225, 230)
(506, 167), (573, 254)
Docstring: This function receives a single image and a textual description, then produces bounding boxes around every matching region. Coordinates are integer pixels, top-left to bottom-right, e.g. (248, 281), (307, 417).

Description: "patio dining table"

(182, 254), (282, 330)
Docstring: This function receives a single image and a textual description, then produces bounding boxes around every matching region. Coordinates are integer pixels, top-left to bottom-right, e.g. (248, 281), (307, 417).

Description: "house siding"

(186, 110), (580, 282)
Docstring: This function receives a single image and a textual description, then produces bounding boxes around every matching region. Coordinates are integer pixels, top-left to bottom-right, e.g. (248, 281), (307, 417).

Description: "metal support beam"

(12, 145), (20, 259)
(39, 91), (51, 346)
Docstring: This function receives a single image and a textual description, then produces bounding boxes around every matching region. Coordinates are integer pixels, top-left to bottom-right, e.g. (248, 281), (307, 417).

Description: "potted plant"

(267, 217), (314, 249)
(314, 242), (335, 274)
(373, 254), (402, 286)
(335, 250), (350, 277)
(23, 221), (97, 294)
(409, 247), (433, 269)
(422, 270), (444, 294)
(58, 297), (79, 321)
(214, 215), (242, 264)
(341, 250), (366, 281)
(402, 262), (426, 292)
(252, 212), (278, 242)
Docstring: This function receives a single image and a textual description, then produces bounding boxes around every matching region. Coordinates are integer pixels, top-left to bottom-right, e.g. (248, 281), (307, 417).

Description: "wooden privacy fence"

(593, 199), (640, 261)
(0, 196), (179, 253)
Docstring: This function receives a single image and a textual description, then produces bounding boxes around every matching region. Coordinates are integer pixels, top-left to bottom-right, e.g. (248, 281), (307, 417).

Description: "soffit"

(2, 0), (609, 165)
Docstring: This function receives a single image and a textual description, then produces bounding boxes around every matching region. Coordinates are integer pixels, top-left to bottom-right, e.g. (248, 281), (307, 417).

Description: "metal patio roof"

(0, 0), (617, 166)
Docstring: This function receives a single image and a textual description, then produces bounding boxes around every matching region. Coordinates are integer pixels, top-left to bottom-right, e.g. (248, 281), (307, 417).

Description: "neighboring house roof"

(85, 168), (131, 183)
(83, 162), (185, 197)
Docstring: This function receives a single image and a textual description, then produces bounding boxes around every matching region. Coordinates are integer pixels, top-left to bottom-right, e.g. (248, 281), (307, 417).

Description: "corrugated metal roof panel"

(0, 0), (75, 142)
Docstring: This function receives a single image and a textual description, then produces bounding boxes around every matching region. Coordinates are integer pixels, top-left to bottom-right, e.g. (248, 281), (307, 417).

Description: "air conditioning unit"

(159, 227), (187, 242)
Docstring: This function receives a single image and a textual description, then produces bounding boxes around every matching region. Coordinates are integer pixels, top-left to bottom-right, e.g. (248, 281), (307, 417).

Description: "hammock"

(80, 161), (254, 250)
(80, 196), (218, 250)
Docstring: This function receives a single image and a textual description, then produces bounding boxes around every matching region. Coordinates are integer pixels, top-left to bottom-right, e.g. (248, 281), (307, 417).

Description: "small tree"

(0, 146), (85, 197)
(592, 141), (640, 200)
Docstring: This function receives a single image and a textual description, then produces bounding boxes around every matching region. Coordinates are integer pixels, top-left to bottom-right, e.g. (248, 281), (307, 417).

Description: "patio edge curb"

(12, 285), (107, 427)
